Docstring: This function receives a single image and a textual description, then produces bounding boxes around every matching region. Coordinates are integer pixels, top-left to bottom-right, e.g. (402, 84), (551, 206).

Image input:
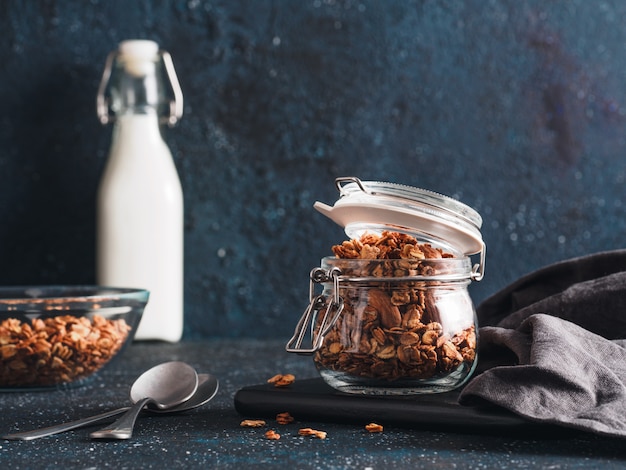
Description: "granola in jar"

(311, 231), (477, 394)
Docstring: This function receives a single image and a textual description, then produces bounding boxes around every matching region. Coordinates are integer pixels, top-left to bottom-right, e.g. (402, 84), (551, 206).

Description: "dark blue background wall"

(2, 0), (626, 338)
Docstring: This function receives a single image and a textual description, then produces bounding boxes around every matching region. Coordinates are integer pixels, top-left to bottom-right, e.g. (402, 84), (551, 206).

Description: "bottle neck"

(112, 112), (166, 144)
(98, 41), (182, 126)
(109, 56), (166, 118)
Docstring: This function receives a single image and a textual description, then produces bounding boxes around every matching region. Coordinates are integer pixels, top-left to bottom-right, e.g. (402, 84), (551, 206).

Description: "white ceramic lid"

(313, 177), (484, 256)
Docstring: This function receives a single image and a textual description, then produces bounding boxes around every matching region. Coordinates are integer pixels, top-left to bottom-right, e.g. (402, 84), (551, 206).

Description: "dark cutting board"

(234, 378), (572, 437)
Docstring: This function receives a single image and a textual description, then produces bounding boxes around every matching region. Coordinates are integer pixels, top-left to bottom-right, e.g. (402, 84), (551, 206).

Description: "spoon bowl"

(153, 373), (219, 414)
(133, 361), (199, 409)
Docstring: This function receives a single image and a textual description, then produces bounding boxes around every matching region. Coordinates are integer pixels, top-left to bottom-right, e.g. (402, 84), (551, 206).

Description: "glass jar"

(286, 177), (485, 395)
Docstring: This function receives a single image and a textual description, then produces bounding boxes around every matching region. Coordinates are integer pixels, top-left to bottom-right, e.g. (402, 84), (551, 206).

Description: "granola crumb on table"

(265, 430), (281, 440)
(299, 428), (327, 439)
(276, 412), (295, 425)
(267, 373), (295, 387)
(365, 423), (384, 433)
(240, 419), (266, 428)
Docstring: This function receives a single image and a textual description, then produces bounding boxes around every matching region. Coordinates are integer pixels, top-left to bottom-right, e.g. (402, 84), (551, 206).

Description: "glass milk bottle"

(96, 40), (184, 342)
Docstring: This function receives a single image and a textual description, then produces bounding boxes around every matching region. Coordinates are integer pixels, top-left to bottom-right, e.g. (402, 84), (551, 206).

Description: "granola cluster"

(0, 314), (131, 387)
(267, 373), (295, 387)
(298, 427), (327, 439)
(332, 231), (454, 261)
(365, 423), (384, 433)
(264, 429), (281, 440)
(315, 231), (477, 384)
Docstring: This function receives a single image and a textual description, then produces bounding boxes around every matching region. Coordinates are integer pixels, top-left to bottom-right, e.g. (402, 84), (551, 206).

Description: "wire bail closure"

(285, 267), (344, 354)
(96, 49), (183, 127)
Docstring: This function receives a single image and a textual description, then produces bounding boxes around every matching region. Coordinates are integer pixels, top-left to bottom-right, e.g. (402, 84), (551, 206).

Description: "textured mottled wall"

(1, 1), (626, 338)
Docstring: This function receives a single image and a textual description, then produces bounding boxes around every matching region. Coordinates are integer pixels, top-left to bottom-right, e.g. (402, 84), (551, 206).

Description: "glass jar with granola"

(286, 177), (485, 395)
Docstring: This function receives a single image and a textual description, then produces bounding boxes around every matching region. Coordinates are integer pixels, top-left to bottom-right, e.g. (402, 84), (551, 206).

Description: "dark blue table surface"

(1, 340), (625, 469)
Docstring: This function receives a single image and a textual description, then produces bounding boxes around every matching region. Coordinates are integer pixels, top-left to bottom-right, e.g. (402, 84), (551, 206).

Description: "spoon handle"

(89, 397), (152, 440)
(2, 407), (130, 441)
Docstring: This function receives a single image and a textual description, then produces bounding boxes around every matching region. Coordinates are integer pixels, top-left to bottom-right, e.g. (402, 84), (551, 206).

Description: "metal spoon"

(3, 361), (197, 441)
(88, 361), (199, 440)
(2, 373), (218, 441)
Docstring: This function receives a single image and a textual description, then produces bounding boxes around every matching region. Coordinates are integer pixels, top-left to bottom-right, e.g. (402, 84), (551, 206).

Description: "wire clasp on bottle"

(96, 49), (183, 127)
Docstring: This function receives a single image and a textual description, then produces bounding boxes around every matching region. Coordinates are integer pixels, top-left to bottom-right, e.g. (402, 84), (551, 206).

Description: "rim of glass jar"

(320, 256), (474, 282)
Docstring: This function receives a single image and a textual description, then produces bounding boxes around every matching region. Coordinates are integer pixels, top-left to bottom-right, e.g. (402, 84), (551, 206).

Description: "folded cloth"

(459, 250), (626, 438)
(476, 249), (626, 337)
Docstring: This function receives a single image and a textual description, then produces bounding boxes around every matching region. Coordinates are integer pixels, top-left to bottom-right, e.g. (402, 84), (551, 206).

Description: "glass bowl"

(0, 286), (148, 391)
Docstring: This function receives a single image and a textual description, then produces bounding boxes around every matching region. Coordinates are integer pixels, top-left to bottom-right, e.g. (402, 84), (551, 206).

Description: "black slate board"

(234, 378), (573, 437)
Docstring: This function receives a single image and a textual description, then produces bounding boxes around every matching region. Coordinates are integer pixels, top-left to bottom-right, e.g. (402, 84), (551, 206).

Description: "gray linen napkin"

(459, 250), (626, 438)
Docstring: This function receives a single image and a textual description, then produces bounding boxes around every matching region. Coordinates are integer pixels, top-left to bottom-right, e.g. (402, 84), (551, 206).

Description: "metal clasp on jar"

(285, 267), (344, 354)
